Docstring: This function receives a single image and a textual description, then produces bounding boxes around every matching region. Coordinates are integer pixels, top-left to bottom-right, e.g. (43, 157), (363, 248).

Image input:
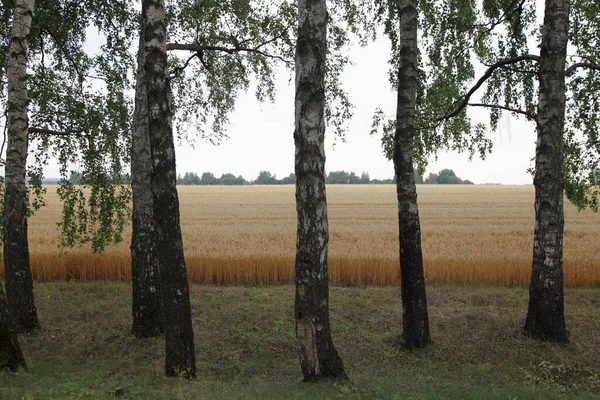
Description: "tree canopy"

(371, 0), (599, 209)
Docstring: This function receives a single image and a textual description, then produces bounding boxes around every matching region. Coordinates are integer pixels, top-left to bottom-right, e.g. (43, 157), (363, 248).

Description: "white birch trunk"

(3, 0), (38, 333)
(294, 0), (346, 381)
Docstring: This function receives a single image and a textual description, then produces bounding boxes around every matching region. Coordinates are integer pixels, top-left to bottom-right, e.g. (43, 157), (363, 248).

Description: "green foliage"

(168, 0), (375, 146)
(167, 0), (296, 145)
(279, 173), (296, 185)
(254, 170), (278, 185)
(201, 172), (218, 185)
(414, 171), (424, 184)
(177, 171), (250, 186)
(178, 172), (202, 185)
(371, 0), (500, 170)
(563, 0), (600, 211)
(371, 0), (600, 210)
(1, 0), (135, 253)
(57, 177), (131, 254)
(423, 169), (473, 184)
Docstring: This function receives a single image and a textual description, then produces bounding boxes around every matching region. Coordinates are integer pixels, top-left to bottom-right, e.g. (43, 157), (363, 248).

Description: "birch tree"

(3, 0), (37, 333)
(1, 0), (134, 331)
(131, 26), (162, 339)
(524, 0), (570, 343)
(391, 0), (430, 348)
(130, 0), (297, 338)
(143, 0), (196, 378)
(294, 0), (346, 381)
(129, 0), (364, 338)
(428, 0), (599, 342)
(373, 0), (599, 343)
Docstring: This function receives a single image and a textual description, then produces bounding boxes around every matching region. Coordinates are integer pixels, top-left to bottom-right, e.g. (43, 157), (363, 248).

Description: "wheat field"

(2, 184), (599, 286)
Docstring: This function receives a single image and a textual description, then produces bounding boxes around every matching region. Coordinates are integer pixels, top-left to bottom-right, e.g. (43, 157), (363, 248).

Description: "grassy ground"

(1, 282), (599, 399)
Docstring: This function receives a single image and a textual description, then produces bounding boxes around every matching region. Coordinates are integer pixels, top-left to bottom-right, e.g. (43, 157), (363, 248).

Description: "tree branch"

(171, 52), (202, 77)
(437, 54), (541, 122)
(40, 28), (86, 86)
(566, 62), (600, 76)
(166, 41), (292, 67)
(28, 128), (86, 136)
(467, 102), (537, 120)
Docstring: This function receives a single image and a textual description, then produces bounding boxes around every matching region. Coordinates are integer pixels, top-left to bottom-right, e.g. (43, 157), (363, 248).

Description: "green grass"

(2, 282), (600, 399)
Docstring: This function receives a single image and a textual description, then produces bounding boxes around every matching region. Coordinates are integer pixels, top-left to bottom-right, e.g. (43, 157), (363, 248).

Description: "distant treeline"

(176, 171), (395, 185)
(175, 169), (473, 185)
(52, 169), (473, 186)
(56, 169), (473, 186)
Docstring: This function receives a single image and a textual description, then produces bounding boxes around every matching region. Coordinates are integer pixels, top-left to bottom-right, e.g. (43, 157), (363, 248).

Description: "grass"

(4, 184), (600, 286)
(1, 282), (600, 399)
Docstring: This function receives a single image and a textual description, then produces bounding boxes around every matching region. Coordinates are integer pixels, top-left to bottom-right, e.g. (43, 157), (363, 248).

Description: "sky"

(173, 36), (539, 185)
(31, 6), (544, 186)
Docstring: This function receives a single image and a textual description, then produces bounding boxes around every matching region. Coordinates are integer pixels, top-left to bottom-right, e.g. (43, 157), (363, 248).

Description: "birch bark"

(393, 0), (430, 349)
(524, 0), (570, 343)
(3, 0), (38, 333)
(143, 0), (196, 377)
(131, 20), (163, 339)
(294, 0), (346, 381)
(0, 282), (26, 371)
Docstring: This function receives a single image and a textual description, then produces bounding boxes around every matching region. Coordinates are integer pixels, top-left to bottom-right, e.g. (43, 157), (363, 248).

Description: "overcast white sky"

(32, 5), (543, 185)
(174, 35), (538, 185)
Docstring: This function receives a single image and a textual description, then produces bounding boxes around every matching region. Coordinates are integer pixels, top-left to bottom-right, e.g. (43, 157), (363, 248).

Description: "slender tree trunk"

(3, 0), (38, 334)
(393, 0), (430, 349)
(143, 0), (196, 378)
(0, 282), (26, 371)
(294, 0), (346, 382)
(524, 0), (570, 343)
(131, 19), (163, 339)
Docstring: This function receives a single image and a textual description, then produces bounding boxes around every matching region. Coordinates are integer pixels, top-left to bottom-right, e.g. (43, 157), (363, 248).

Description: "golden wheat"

(2, 184), (599, 286)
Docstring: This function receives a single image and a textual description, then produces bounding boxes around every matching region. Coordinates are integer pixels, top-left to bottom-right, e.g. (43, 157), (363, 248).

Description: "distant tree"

(218, 173), (238, 185)
(200, 172), (218, 185)
(280, 173), (296, 185)
(463, 180), (474, 185)
(254, 170), (278, 185)
(179, 172), (201, 185)
(294, 0), (345, 381)
(234, 175), (248, 185)
(327, 170), (350, 184)
(414, 171), (424, 184)
(424, 173), (439, 184)
(437, 169), (463, 184)
(68, 171), (83, 184)
(360, 172), (370, 184)
(423, 169), (472, 184)
(348, 172), (360, 184)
